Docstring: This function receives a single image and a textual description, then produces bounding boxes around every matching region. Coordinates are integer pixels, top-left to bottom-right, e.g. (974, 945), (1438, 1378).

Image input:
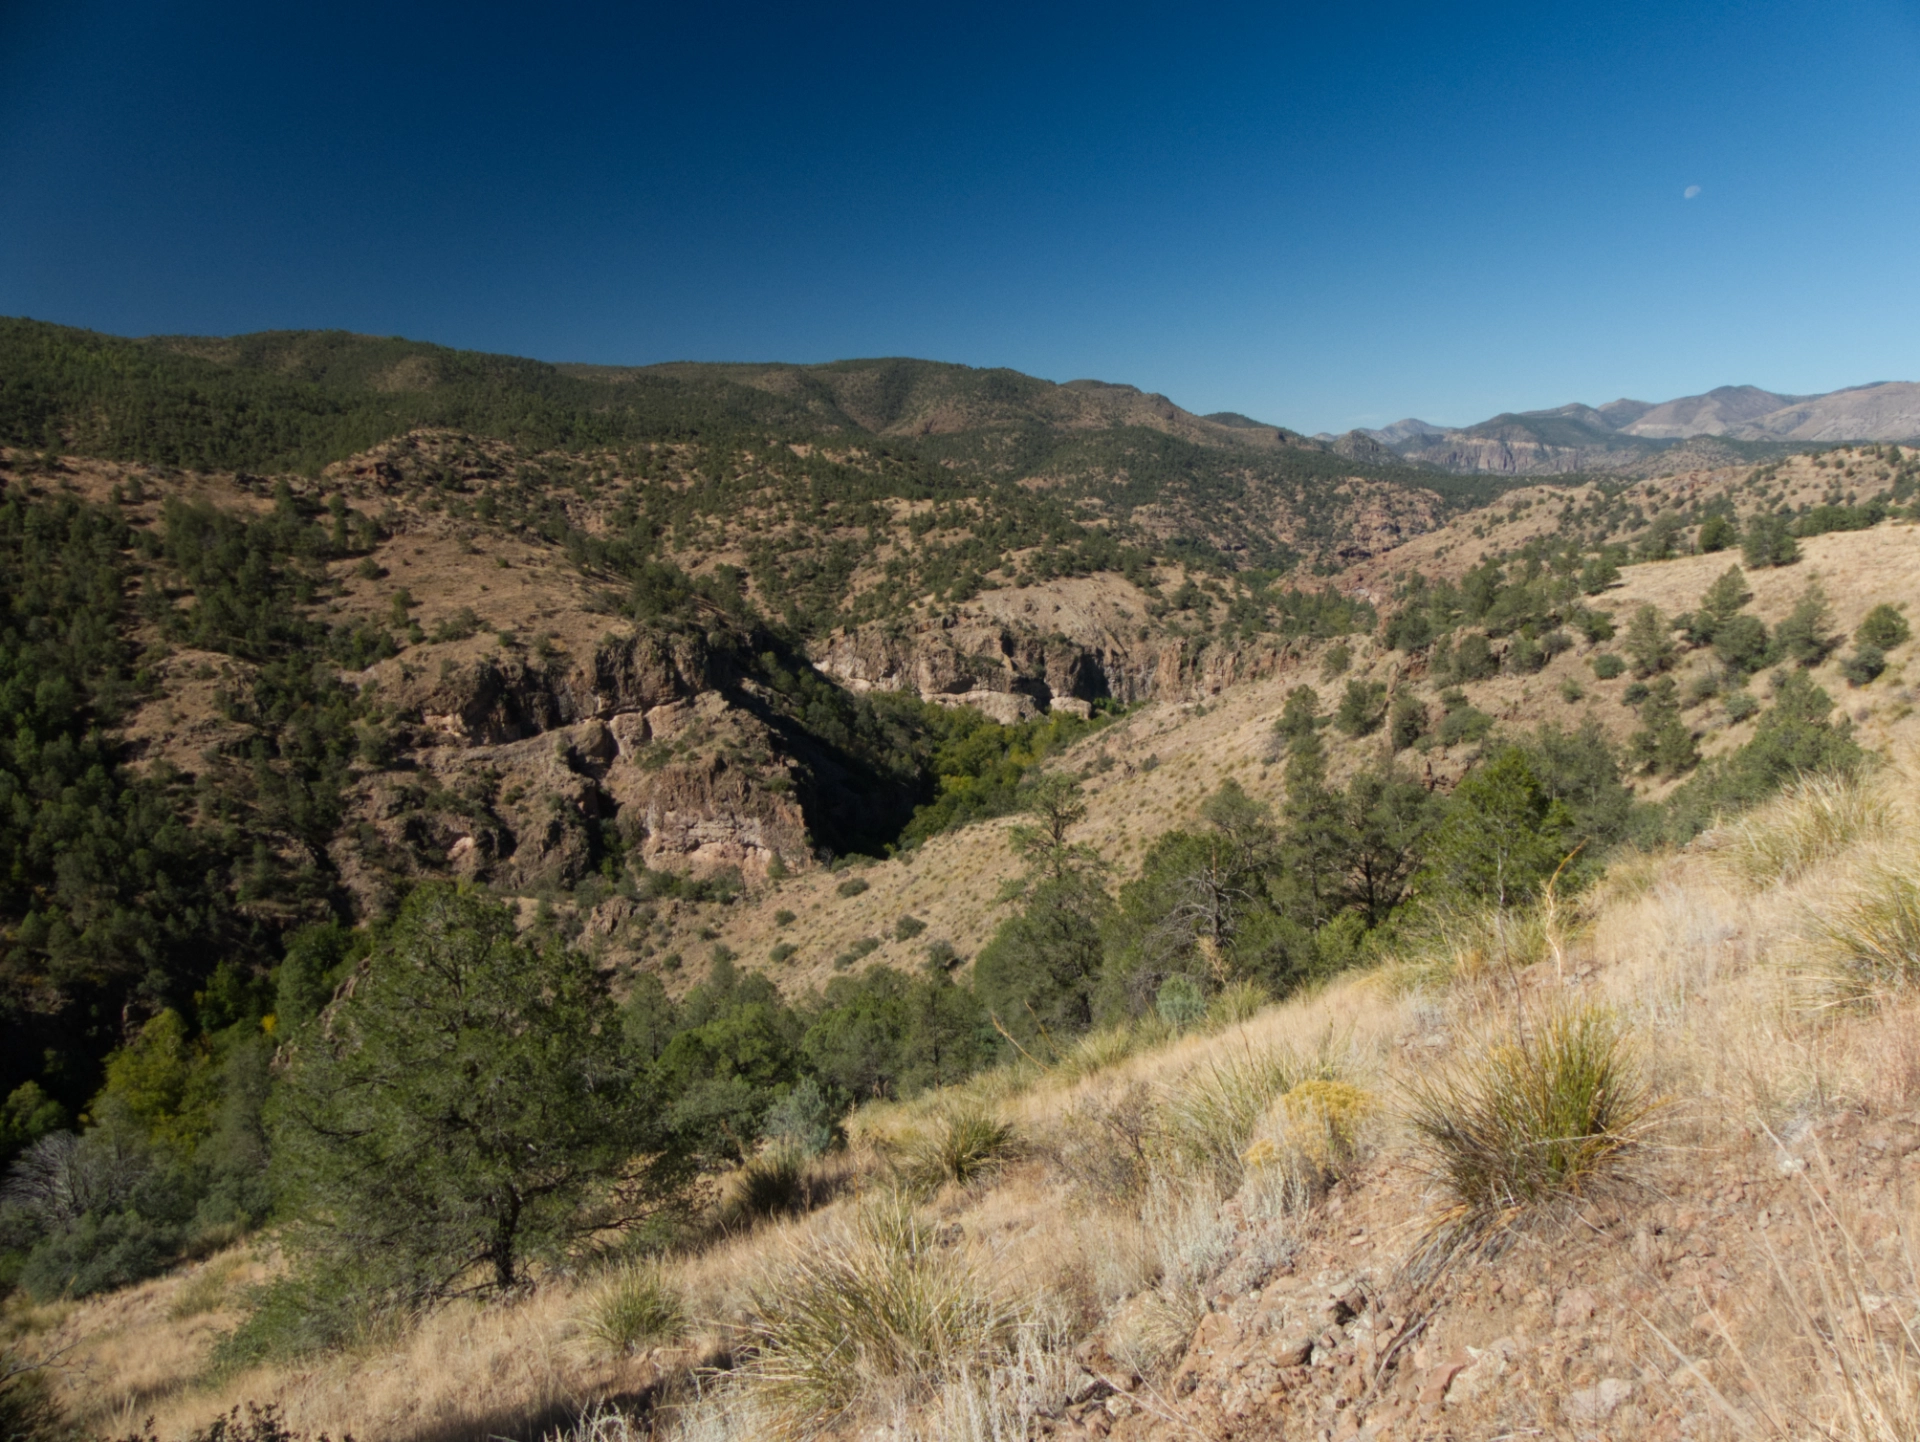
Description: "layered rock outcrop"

(334, 629), (808, 903)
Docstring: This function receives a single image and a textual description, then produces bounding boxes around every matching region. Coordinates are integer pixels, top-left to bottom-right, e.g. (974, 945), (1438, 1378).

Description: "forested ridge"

(0, 318), (1499, 588)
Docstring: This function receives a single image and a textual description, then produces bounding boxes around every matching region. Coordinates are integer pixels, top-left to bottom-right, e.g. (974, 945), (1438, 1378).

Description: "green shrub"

(893, 914), (927, 941)
(1590, 652), (1625, 680)
(206, 1272), (372, 1377)
(1437, 703), (1493, 746)
(763, 1078), (837, 1158)
(1573, 607), (1616, 643)
(1407, 1006), (1660, 1247)
(1335, 680), (1388, 737)
(1726, 690), (1760, 723)
(774, 909), (797, 927)
(1697, 513), (1737, 552)
(836, 876), (870, 899)
(1742, 512), (1800, 568)
(769, 942), (798, 964)
(1775, 581), (1837, 666)
(1623, 604), (1675, 677)
(1713, 612), (1771, 673)
(1388, 692), (1428, 751)
(19, 1206), (181, 1301)
(583, 1264), (686, 1356)
(1857, 603), (1911, 650)
(1155, 975), (1208, 1030)
(1841, 645), (1887, 687)
(0, 1353), (65, 1442)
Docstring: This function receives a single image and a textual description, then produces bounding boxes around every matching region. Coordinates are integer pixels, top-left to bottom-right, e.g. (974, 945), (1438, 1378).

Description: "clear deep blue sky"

(3, 0), (1917, 434)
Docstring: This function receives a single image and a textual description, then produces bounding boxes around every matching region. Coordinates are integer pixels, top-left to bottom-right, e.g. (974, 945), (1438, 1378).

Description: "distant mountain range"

(1312, 382), (1920, 475)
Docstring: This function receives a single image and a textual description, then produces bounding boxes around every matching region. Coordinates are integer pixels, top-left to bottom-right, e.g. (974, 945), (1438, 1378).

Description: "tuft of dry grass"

(1205, 979), (1269, 1029)
(739, 1191), (1012, 1425)
(721, 1149), (810, 1229)
(1646, 1150), (1920, 1442)
(1389, 903), (1557, 991)
(167, 1255), (244, 1322)
(903, 1319), (1077, 1442)
(896, 1106), (1020, 1191)
(1806, 852), (1920, 1004)
(1724, 772), (1892, 888)
(1106, 1177), (1233, 1376)
(1155, 1040), (1342, 1191)
(580, 1263), (685, 1358)
(1052, 1022), (1159, 1084)
(1406, 1004), (1663, 1252)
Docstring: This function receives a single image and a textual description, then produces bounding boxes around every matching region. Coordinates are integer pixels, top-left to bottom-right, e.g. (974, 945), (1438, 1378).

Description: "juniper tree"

(1856, 603), (1911, 650)
(1335, 679), (1388, 737)
(1742, 512), (1799, 569)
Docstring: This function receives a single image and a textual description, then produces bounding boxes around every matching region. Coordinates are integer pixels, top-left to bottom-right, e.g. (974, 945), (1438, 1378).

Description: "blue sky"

(2, 0), (1917, 434)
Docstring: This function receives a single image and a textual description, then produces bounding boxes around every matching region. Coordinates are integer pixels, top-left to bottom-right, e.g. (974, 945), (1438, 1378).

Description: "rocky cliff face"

(811, 601), (1313, 720)
(320, 627), (815, 907)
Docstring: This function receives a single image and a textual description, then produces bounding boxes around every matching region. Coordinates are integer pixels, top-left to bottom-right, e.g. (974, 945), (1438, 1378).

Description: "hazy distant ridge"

(1324, 380), (1920, 475)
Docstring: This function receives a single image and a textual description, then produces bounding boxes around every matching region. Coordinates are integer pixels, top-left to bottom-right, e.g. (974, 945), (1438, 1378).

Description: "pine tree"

(1695, 565), (1751, 643)
(1628, 678), (1698, 777)
(1623, 604), (1676, 678)
(1414, 750), (1574, 911)
(272, 885), (671, 1303)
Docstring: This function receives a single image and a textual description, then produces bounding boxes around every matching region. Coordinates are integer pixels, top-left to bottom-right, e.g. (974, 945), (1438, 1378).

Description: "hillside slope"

(5, 323), (1920, 1442)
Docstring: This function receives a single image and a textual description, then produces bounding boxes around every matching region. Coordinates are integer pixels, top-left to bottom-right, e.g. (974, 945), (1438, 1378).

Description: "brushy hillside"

(4, 322), (1920, 1442)
(0, 319), (1493, 575)
(17, 763), (1920, 1442)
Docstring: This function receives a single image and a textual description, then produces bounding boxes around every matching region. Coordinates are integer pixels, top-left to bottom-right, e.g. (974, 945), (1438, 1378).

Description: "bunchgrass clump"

(742, 1192), (1010, 1424)
(1053, 1024), (1146, 1084)
(168, 1254), (243, 1320)
(583, 1263), (685, 1357)
(1109, 1178), (1233, 1374)
(899, 1107), (1019, 1191)
(1808, 858), (1920, 1002)
(722, 1148), (811, 1228)
(1205, 979), (1269, 1030)
(1156, 1042), (1341, 1190)
(1406, 1005), (1660, 1253)
(1724, 772), (1889, 887)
